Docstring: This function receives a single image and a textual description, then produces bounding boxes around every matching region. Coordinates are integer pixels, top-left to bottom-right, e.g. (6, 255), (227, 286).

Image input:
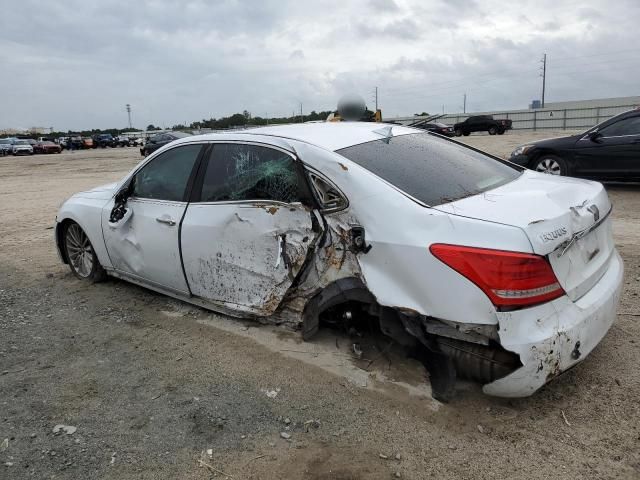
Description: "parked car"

(140, 131), (191, 156)
(416, 122), (455, 137)
(34, 141), (62, 154)
(25, 138), (38, 148)
(82, 137), (94, 149)
(93, 133), (116, 148)
(129, 137), (144, 147)
(454, 115), (512, 136)
(68, 136), (84, 150)
(509, 108), (640, 179)
(56, 137), (69, 149)
(11, 139), (34, 155)
(55, 123), (623, 401)
(115, 135), (130, 147)
(0, 138), (15, 155)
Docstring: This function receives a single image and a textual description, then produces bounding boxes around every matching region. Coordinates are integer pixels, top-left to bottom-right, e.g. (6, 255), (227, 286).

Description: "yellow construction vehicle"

(326, 94), (382, 122)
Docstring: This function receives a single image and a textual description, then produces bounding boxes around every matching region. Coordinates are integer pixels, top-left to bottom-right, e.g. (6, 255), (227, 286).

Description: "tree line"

(48, 110), (333, 137)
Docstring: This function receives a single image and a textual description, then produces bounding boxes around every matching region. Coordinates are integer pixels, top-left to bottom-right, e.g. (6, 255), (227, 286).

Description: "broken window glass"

(200, 144), (303, 203)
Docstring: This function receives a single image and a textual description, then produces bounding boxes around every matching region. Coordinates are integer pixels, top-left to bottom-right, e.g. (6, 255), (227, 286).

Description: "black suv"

(454, 115), (512, 136)
(140, 131), (192, 156)
(93, 134), (117, 148)
(509, 108), (640, 180)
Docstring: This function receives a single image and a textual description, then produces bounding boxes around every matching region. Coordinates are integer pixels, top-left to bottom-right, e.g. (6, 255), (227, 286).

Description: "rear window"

(336, 133), (520, 206)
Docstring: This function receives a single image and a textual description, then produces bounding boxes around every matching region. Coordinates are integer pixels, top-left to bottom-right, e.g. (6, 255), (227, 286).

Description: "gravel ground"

(1, 133), (639, 479)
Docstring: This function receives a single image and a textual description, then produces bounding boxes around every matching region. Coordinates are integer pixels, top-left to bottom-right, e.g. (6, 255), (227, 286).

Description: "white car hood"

(434, 170), (609, 255)
(74, 182), (119, 200)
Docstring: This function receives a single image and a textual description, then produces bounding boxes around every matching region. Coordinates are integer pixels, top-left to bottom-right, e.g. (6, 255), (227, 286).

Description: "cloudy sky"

(1, 0), (638, 131)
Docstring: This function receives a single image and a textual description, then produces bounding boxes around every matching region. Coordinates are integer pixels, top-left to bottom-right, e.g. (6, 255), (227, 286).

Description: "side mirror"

(588, 131), (603, 143)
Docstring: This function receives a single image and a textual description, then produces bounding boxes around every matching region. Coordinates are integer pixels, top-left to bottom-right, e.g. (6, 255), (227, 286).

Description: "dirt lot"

(1, 132), (639, 479)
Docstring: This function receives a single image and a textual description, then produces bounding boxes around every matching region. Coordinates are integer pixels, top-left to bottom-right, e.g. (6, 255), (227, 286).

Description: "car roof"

(185, 122), (418, 152)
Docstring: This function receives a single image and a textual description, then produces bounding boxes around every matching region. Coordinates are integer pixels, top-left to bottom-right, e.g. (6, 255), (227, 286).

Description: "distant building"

(0, 126), (51, 136)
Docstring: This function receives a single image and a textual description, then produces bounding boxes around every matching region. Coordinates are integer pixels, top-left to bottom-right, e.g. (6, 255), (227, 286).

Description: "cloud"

(0, 0), (638, 130)
(368, 0), (400, 12)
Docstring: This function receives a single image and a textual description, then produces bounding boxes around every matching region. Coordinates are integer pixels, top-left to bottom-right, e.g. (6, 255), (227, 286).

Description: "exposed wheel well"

(55, 218), (77, 265)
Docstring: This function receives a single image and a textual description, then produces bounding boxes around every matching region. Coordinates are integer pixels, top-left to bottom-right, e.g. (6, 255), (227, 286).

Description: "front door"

(574, 114), (640, 178)
(102, 143), (203, 293)
(180, 142), (319, 316)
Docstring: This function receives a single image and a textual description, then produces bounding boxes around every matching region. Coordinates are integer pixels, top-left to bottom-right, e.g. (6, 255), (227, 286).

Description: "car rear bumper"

(483, 249), (623, 397)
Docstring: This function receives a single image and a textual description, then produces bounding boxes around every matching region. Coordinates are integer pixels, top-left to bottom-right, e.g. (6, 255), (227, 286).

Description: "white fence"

(395, 103), (639, 131)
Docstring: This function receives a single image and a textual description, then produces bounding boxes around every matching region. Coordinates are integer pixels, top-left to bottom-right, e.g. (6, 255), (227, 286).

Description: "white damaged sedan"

(55, 123), (623, 401)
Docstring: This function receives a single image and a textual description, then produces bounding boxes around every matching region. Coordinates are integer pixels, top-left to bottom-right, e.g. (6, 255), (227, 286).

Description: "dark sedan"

(510, 108), (640, 180)
(140, 131), (192, 156)
(416, 122), (455, 137)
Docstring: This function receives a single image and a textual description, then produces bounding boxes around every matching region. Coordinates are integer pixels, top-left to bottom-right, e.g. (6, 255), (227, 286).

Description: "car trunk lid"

(434, 170), (614, 301)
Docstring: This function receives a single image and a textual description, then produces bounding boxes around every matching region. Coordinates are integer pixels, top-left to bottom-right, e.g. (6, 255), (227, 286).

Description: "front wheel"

(64, 222), (106, 282)
(454, 129), (462, 137)
(532, 155), (567, 176)
(488, 126), (497, 135)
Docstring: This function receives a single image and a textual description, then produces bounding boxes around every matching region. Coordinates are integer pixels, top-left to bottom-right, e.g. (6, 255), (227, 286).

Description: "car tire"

(532, 155), (568, 176)
(488, 126), (497, 135)
(63, 222), (107, 283)
(497, 129), (505, 135)
(454, 129), (462, 137)
(463, 131), (470, 136)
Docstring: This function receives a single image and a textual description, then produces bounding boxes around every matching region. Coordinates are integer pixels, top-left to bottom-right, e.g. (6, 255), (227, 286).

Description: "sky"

(1, 0), (639, 131)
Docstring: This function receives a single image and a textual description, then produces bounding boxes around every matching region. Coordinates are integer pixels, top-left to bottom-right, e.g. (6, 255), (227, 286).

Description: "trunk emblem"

(540, 227), (568, 243)
(587, 204), (600, 222)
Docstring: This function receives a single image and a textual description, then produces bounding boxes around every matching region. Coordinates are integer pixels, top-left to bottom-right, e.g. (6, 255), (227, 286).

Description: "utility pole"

(374, 86), (378, 111)
(126, 104), (132, 129)
(300, 103), (303, 123)
(463, 93), (466, 113)
(540, 53), (547, 108)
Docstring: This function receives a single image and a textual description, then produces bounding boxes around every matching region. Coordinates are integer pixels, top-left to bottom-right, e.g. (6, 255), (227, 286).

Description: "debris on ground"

(52, 425), (77, 435)
(261, 388), (281, 399)
(280, 432), (291, 440)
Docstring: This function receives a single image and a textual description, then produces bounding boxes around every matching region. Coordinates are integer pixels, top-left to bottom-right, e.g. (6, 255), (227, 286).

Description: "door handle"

(156, 216), (176, 226)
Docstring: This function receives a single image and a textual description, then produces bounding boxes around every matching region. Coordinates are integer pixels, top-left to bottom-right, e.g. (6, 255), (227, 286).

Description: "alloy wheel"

(535, 158), (562, 175)
(65, 224), (94, 278)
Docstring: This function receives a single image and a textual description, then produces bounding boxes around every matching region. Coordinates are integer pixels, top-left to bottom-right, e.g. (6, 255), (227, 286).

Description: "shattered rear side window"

(200, 144), (303, 203)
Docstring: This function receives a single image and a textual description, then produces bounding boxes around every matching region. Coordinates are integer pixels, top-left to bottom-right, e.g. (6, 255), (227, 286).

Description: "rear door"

(180, 142), (319, 316)
(102, 143), (204, 293)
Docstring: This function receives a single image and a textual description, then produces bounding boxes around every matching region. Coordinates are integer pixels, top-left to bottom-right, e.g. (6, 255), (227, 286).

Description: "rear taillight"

(430, 244), (565, 308)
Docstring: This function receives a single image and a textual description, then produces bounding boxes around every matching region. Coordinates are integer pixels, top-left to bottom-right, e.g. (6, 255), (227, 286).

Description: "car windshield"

(15, 140), (28, 145)
(336, 133), (521, 206)
(0, 139), (10, 144)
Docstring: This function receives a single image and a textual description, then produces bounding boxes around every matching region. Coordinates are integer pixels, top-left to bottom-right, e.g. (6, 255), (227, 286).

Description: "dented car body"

(55, 122), (623, 400)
